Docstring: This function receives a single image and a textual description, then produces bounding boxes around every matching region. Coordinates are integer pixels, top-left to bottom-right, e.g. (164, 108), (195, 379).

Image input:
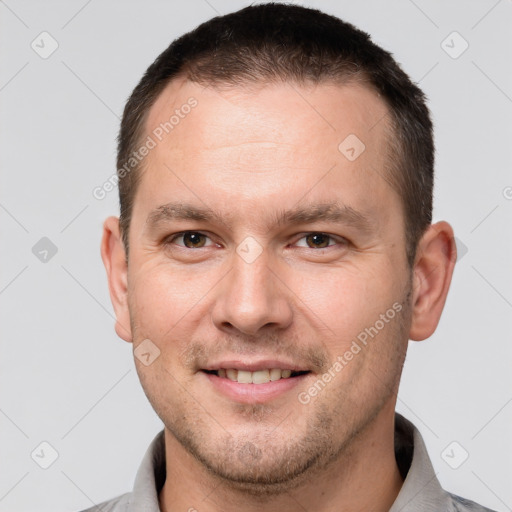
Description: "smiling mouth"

(202, 368), (310, 384)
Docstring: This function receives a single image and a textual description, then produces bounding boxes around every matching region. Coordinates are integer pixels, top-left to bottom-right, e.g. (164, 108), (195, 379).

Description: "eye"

(294, 232), (345, 249)
(167, 231), (215, 248)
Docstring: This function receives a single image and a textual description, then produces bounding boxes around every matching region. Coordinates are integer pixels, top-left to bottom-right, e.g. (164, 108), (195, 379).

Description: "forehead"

(136, 76), (397, 228)
(145, 76), (391, 159)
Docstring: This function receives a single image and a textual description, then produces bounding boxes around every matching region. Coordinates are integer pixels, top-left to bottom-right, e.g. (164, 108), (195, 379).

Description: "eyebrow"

(273, 202), (374, 233)
(145, 201), (374, 234)
(146, 203), (226, 229)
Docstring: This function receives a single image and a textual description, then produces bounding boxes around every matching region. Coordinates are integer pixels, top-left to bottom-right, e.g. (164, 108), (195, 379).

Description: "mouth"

(200, 362), (312, 403)
(202, 368), (310, 384)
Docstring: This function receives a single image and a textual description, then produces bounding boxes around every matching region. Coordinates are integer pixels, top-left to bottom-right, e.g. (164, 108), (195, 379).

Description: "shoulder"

(76, 492), (131, 512)
(448, 492), (498, 512)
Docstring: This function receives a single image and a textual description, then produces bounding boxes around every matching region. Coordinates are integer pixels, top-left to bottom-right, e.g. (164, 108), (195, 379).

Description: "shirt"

(78, 413), (496, 512)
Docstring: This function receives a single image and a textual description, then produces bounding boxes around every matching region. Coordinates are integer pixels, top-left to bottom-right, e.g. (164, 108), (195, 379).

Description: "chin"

(195, 444), (324, 496)
(163, 403), (343, 495)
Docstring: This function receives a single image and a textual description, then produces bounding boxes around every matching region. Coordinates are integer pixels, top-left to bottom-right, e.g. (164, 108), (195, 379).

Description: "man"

(84, 3), (494, 511)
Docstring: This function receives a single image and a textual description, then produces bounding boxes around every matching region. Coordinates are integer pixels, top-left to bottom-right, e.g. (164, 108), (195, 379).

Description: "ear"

(100, 216), (133, 343)
(409, 221), (457, 341)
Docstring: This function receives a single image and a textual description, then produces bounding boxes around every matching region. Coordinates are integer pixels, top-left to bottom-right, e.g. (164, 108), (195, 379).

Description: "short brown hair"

(117, 2), (434, 267)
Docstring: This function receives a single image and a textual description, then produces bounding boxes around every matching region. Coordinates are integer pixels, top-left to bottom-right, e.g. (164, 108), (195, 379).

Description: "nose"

(211, 249), (293, 337)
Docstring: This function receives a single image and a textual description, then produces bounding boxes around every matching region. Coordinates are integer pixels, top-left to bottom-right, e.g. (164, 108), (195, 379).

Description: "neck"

(159, 407), (403, 512)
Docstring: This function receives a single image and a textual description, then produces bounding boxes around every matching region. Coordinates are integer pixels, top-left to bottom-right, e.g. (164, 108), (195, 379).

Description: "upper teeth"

(218, 368), (292, 384)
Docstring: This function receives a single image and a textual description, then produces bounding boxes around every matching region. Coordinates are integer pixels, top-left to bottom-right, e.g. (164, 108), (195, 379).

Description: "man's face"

(124, 78), (412, 488)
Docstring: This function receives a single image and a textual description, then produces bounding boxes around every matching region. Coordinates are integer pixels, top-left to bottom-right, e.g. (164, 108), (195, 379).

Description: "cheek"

(128, 261), (213, 342)
(294, 265), (398, 346)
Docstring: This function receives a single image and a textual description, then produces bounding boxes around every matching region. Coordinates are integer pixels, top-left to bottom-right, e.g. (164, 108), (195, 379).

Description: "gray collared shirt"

(78, 414), (495, 512)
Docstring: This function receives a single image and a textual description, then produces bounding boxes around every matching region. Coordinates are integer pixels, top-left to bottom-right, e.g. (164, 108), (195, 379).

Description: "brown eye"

(304, 233), (331, 248)
(176, 232), (209, 248)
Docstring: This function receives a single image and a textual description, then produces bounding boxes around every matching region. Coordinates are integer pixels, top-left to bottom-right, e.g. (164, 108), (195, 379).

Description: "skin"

(101, 77), (456, 512)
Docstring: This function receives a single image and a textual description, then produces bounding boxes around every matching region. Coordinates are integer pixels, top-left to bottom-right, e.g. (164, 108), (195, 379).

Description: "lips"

(199, 359), (312, 402)
(199, 358), (311, 405)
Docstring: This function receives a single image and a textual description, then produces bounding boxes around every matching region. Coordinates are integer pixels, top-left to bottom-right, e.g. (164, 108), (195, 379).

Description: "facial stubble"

(131, 278), (413, 496)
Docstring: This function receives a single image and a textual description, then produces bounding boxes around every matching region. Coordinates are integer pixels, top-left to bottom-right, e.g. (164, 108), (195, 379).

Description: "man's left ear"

(409, 221), (457, 341)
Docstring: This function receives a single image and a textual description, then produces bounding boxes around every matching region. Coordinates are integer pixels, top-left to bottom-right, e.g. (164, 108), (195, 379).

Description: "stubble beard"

(131, 283), (413, 497)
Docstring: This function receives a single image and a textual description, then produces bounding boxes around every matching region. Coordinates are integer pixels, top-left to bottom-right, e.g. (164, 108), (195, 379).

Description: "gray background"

(0, 0), (511, 511)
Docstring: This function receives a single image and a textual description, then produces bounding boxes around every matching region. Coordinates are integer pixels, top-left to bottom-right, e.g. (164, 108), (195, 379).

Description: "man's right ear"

(101, 216), (133, 343)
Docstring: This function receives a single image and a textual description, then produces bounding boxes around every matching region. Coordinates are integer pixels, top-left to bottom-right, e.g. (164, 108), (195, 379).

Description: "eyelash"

(165, 231), (348, 250)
